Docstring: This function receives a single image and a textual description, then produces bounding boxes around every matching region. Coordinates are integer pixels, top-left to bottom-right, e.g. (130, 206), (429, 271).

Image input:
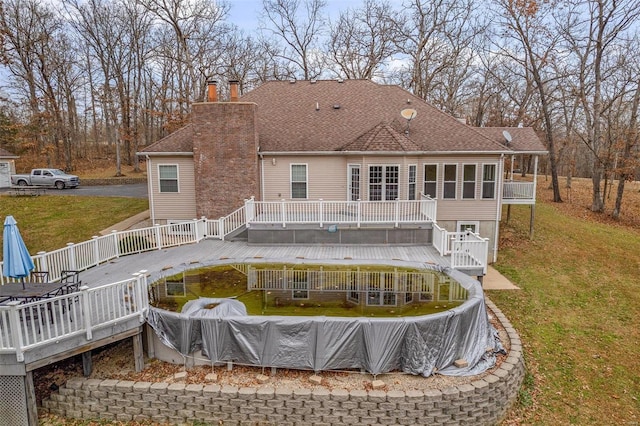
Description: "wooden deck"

(77, 239), (455, 288)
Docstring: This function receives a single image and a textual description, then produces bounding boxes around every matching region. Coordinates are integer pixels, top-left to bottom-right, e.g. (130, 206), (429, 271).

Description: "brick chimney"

(206, 79), (218, 102)
(192, 80), (259, 219)
(229, 80), (239, 102)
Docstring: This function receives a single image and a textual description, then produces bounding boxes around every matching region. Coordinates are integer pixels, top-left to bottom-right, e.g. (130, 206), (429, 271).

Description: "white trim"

(347, 163), (361, 201)
(408, 164), (417, 200)
(157, 163), (180, 193)
(423, 163), (438, 198)
(290, 163), (308, 199)
(442, 163), (457, 200)
(457, 221), (480, 234)
(481, 163), (498, 200)
(367, 164), (400, 201)
(462, 163), (477, 200)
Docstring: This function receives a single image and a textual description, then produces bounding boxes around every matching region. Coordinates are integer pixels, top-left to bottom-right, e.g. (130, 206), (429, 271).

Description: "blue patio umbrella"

(3, 215), (35, 288)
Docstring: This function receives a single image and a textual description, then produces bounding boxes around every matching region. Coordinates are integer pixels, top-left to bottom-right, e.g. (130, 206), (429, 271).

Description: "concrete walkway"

(483, 266), (520, 290)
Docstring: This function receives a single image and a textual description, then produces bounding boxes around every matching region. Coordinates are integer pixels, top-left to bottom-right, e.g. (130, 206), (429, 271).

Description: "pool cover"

(147, 266), (504, 376)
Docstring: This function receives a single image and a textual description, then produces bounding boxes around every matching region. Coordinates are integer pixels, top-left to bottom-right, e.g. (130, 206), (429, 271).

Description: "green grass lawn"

(0, 195), (148, 253)
(490, 202), (640, 425)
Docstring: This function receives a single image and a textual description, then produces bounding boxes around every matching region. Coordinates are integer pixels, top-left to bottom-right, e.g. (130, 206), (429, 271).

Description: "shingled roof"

(242, 79), (509, 153)
(0, 147), (18, 158)
(142, 79), (547, 155)
(474, 127), (547, 154)
(141, 124), (194, 154)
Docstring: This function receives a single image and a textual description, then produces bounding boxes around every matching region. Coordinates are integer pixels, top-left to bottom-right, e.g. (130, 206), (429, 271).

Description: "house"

(0, 147), (18, 188)
(139, 79), (547, 266)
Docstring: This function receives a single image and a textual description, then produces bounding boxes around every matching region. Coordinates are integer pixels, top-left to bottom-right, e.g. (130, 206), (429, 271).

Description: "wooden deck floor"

(78, 239), (452, 288)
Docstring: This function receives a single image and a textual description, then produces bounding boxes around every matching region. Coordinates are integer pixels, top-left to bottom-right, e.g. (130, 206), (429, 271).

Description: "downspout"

(259, 152), (265, 200)
(146, 155), (155, 224)
(494, 154), (504, 263)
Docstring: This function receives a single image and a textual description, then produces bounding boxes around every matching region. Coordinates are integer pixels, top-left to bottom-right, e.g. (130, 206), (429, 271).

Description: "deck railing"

(502, 181), (535, 204)
(246, 195), (436, 228)
(450, 232), (489, 274)
(0, 274), (148, 361)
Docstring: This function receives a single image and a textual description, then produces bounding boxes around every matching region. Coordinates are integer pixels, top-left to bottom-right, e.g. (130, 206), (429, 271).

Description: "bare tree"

(493, 0), (563, 202)
(559, 0), (640, 212)
(327, 0), (397, 80)
(392, 0), (484, 116)
(260, 0), (327, 80)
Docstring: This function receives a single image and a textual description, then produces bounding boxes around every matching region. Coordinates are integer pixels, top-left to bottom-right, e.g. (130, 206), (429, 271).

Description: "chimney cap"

(207, 78), (218, 84)
(229, 79), (240, 84)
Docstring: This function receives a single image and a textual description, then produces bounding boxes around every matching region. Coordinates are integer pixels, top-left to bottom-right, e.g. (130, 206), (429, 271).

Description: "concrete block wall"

(42, 298), (525, 425)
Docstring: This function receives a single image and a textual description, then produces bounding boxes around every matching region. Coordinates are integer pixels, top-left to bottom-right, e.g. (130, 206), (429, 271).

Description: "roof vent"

(337, 78), (344, 83)
(289, 78), (296, 84)
(310, 79), (317, 84)
(333, 104), (341, 109)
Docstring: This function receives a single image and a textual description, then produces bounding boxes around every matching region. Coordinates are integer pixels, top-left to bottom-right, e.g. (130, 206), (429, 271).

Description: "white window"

(457, 221), (479, 234)
(408, 165), (417, 200)
(423, 164), (437, 198)
(369, 165), (399, 201)
(158, 165), (178, 193)
(482, 164), (497, 199)
(443, 164), (457, 199)
(348, 164), (361, 201)
(291, 164), (307, 199)
(462, 164), (476, 199)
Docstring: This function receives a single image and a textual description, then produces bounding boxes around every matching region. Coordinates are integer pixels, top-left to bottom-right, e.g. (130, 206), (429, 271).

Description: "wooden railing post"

(79, 285), (93, 340)
(319, 199), (324, 228)
(357, 199), (361, 228)
(7, 301), (25, 362)
(154, 224), (163, 250)
(36, 251), (48, 273)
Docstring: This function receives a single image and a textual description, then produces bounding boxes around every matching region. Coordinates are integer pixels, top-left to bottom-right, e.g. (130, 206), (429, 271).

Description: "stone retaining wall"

(81, 177), (147, 186)
(42, 298), (525, 425)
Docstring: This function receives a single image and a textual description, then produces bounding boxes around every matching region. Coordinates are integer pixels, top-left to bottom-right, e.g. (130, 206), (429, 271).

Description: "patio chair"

(60, 270), (80, 284)
(30, 270), (49, 283)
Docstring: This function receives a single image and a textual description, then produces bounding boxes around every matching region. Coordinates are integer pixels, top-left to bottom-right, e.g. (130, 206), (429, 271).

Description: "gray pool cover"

(147, 267), (503, 377)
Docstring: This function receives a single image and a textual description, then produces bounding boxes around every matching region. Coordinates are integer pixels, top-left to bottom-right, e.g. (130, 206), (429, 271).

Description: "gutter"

(260, 150), (516, 156)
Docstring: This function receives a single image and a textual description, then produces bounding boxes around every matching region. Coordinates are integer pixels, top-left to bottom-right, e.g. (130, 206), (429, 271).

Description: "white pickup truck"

(11, 168), (80, 189)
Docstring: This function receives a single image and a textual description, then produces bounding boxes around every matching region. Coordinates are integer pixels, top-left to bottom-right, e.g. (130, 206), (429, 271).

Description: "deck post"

(132, 329), (145, 372)
(66, 242), (77, 270)
(112, 230), (120, 258)
(529, 205), (536, 239)
(80, 286), (93, 340)
(319, 199), (324, 228)
(25, 371), (38, 426)
(82, 351), (93, 376)
(92, 236), (100, 267)
(8, 301), (25, 362)
(154, 224), (163, 250)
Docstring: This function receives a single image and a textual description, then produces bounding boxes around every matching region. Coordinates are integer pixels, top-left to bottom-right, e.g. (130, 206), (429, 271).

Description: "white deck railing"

(450, 232), (489, 274)
(246, 195), (437, 228)
(502, 181), (535, 204)
(0, 274), (148, 361)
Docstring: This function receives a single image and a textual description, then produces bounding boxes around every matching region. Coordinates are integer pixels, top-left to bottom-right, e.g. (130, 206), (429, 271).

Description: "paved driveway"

(0, 183), (148, 198)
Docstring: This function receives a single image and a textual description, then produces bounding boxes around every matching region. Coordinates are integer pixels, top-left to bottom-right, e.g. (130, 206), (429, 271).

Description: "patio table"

(0, 282), (66, 303)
